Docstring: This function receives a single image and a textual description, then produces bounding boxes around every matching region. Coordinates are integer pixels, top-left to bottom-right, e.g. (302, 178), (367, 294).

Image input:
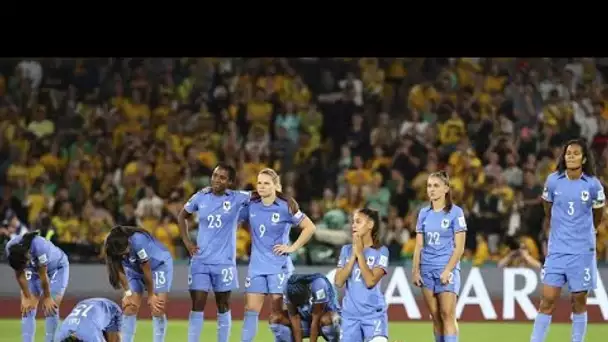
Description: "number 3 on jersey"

(567, 201), (575, 216)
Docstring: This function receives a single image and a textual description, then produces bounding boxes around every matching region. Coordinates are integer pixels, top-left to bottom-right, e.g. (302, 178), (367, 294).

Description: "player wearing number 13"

(6, 231), (69, 342)
(178, 163), (251, 342)
(412, 171), (467, 342)
(530, 139), (605, 342)
(104, 225), (173, 342)
(55, 298), (122, 342)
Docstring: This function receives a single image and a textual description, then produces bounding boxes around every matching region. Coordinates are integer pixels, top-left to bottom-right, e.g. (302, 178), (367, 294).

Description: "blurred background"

(0, 57), (607, 269)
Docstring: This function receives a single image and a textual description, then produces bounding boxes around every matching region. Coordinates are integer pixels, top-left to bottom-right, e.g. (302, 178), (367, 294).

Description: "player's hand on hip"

(184, 241), (200, 257)
(273, 244), (293, 255)
(412, 271), (423, 287)
(41, 295), (58, 316)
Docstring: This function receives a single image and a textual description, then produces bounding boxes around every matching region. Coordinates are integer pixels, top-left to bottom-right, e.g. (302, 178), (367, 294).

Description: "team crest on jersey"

(223, 201), (231, 211)
(581, 190), (589, 202)
(366, 256), (375, 266)
(441, 218), (450, 229)
(272, 213), (280, 223)
(129, 256), (136, 263)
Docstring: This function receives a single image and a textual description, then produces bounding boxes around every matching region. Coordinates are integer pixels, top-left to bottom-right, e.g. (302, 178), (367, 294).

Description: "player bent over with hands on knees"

(104, 225), (174, 342)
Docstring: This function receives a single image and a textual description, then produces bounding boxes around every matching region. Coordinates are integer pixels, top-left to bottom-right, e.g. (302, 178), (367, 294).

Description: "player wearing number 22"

(6, 231), (69, 342)
(240, 168), (317, 342)
(55, 298), (122, 342)
(178, 163), (251, 342)
(530, 139), (605, 342)
(104, 225), (174, 342)
(335, 208), (390, 342)
(412, 171), (467, 342)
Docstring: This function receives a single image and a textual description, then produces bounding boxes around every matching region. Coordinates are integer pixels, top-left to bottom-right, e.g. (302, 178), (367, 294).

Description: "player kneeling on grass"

(55, 298), (122, 342)
(271, 273), (340, 342)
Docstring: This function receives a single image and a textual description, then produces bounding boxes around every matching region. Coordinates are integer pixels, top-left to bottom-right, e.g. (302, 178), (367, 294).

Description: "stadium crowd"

(1, 57), (608, 267)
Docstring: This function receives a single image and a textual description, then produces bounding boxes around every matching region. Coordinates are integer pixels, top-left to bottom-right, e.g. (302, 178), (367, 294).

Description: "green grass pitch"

(0, 320), (606, 341)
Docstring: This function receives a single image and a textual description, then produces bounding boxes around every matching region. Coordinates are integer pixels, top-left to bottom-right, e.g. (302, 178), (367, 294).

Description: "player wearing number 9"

(104, 225), (173, 342)
(6, 231), (70, 342)
(412, 171), (466, 342)
(55, 297), (122, 342)
(334, 208), (390, 342)
(530, 139), (604, 342)
(240, 168), (317, 342)
(178, 163), (251, 342)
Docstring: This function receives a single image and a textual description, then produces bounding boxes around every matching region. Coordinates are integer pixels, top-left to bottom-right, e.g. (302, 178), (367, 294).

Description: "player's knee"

(570, 292), (588, 313)
(215, 293), (231, 313)
(428, 309), (442, 324)
(268, 312), (288, 325)
(123, 303), (140, 316)
(439, 307), (455, 322)
(190, 291), (207, 311)
(319, 313), (334, 327)
(538, 297), (557, 314)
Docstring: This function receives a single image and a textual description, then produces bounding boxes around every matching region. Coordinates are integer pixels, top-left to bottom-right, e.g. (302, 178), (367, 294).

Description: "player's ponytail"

(359, 208), (382, 249)
(104, 226), (137, 290)
(8, 231), (39, 271)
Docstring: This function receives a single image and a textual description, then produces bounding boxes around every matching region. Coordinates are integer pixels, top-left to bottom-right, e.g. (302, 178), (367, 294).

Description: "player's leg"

(188, 262), (211, 342)
(241, 275), (267, 342)
(151, 262), (172, 342)
(566, 254), (597, 342)
(21, 281), (40, 342)
(267, 272), (290, 341)
(421, 271), (443, 342)
(104, 331), (120, 342)
(436, 269), (460, 342)
(319, 311), (340, 342)
(212, 265), (239, 342)
(268, 309), (292, 342)
(340, 317), (364, 342)
(360, 313), (388, 342)
(530, 254), (566, 342)
(122, 275), (144, 342)
(45, 266), (69, 342)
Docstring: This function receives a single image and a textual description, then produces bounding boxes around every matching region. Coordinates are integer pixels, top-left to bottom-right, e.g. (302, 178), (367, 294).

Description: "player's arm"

(33, 241), (53, 298)
(287, 302), (304, 342)
(105, 310), (123, 342)
(356, 252), (385, 289)
(309, 302), (327, 342)
(36, 264), (52, 298)
(288, 200), (317, 252)
(592, 181), (605, 230)
(541, 177), (554, 233)
(443, 212), (467, 274)
(334, 246), (356, 288)
(412, 210), (425, 278)
(14, 269), (32, 298)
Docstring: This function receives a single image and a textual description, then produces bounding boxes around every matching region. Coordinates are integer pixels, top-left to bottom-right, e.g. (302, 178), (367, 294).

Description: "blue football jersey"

(122, 232), (172, 274)
(416, 204), (467, 270)
(55, 297), (122, 341)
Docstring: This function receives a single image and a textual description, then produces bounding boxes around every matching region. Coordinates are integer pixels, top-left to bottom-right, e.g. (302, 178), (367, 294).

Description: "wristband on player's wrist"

(124, 290), (133, 297)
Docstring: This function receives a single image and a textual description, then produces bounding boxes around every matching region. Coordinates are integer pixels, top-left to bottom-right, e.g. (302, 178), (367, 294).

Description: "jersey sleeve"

(289, 209), (306, 226)
(237, 190), (252, 206)
(31, 236), (50, 266)
(591, 177), (606, 209)
(415, 209), (425, 233)
(184, 192), (201, 214)
(542, 174), (556, 203)
(453, 207), (467, 233)
(310, 278), (330, 305)
(106, 302), (123, 332)
(375, 246), (390, 273)
(238, 205), (249, 223)
(131, 233), (151, 263)
(337, 245), (350, 268)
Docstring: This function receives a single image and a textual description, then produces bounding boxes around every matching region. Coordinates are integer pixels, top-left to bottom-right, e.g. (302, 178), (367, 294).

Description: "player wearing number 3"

(6, 231), (70, 342)
(55, 298), (122, 342)
(178, 163), (251, 342)
(530, 139), (604, 342)
(412, 171), (467, 342)
(335, 208), (390, 342)
(240, 168), (317, 342)
(104, 225), (173, 342)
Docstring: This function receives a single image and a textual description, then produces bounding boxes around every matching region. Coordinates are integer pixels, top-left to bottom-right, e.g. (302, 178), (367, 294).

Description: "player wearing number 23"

(335, 208), (390, 342)
(55, 297), (122, 342)
(530, 139), (605, 342)
(6, 232), (69, 342)
(104, 225), (173, 342)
